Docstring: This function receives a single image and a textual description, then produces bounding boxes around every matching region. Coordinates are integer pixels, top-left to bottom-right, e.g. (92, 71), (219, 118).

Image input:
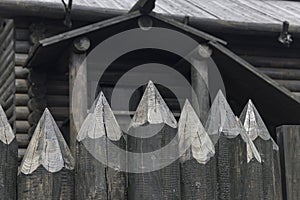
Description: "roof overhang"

(24, 10), (300, 134)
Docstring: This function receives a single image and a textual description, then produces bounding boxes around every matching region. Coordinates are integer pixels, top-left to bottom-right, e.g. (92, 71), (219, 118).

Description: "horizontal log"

(46, 95), (69, 107)
(27, 98), (46, 111)
(242, 56), (300, 69)
(15, 93), (29, 106)
(47, 74), (68, 81)
(15, 66), (29, 79)
(16, 106), (30, 120)
(16, 79), (28, 93)
(15, 28), (30, 41)
(15, 53), (28, 66)
(18, 148), (26, 162)
(28, 111), (42, 126)
(15, 41), (31, 54)
(28, 85), (46, 98)
(48, 107), (69, 121)
(0, 82), (15, 102)
(47, 82), (68, 95)
(277, 80), (300, 92)
(16, 121), (30, 133)
(16, 133), (29, 148)
(259, 68), (300, 80)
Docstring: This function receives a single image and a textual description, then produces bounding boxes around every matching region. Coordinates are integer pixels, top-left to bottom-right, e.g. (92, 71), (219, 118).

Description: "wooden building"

(0, 0), (300, 199)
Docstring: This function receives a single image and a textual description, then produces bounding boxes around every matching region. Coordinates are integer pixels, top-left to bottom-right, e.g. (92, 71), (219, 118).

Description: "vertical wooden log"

(0, 105), (17, 200)
(277, 125), (300, 200)
(240, 100), (282, 200)
(69, 46), (88, 155)
(127, 81), (180, 199)
(18, 108), (75, 199)
(178, 100), (216, 199)
(191, 45), (210, 123)
(76, 91), (126, 199)
(205, 91), (261, 200)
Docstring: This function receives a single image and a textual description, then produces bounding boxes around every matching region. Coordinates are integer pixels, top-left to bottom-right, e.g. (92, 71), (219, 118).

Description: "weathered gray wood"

(15, 106), (30, 120)
(15, 53), (28, 66)
(205, 91), (261, 200)
(15, 67), (29, 79)
(128, 81), (180, 199)
(15, 41), (31, 53)
(191, 45), (210, 123)
(27, 98), (47, 111)
(16, 134), (29, 148)
(178, 100), (216, 199)
(28, 69), (47, 84)
(18, 108), (75, 199)
(240, 100), (282, 200)
(0, 105), (17, 200)
(15, 94), (29, 106)
(76, 92), (126, 199)
(28, 85), (46, 98)
(27, 111), (43, 126)
(46, 95), (69, 107)
(73, 37), (90, 53)
(15, 79), (28, 93)
(15, 121), (30, 133)
(69, 52), (88, 155)
(276, 125), (300, 200)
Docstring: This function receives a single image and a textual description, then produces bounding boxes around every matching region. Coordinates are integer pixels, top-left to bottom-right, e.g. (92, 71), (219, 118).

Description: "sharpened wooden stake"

(76, 91), (126, 200)
(178, 100), (216, 199)
(240, 100), (282, 200)
(0, 105), (17, 200)
(205, 91), (261, 200)
(127, 80), (180, 199)
(18, 108), (75, 199)
(129, 0), (156, 14)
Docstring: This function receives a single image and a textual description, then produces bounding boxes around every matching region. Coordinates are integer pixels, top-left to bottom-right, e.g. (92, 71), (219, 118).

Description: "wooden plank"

(205, 91), (261, 199)
(277, 80), (300, 92)
(15, 93), (29, 106)
(0, 105), (17, 199)
(240, 100), (282, 200)
(277, 125), (300, 200)
(18, 109), (75, 199)
(15, 53), (28, 66)
(76, 92), (126, 199)
(178, 100), (216, 199)
(259, 68), (300, 80)
(127, 81), (180, 199)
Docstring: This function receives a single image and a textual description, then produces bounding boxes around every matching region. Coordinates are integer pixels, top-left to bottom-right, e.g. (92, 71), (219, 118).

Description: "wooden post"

(76, 91), (126, 199)
(240, 100), (282, 200)
(18, 108), (75, 199)
(205, 91), (261, 200)
(127, 81), (180, 199)
(178, 100), (216, 199)
(191, 45), (211, 124)
(0, 105), (17, 199)
(276, 125), (300, 200)
(69, 37), (90, 155)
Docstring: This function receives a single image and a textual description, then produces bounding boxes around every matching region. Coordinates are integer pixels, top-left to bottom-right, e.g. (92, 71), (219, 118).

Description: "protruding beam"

(76, 91), (126, 199)
(129, 0), (156, 14)
(127, 81), (180, 199)
(178, 100), (216, 199)
(18, 108), (75, 199)
(240, 100), (282, 200)
(205, 90), (261, 200)
(0, 105), (17, 199)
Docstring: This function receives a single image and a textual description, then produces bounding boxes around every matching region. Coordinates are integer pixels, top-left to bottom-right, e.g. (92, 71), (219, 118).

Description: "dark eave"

(25, 11), (226, 68)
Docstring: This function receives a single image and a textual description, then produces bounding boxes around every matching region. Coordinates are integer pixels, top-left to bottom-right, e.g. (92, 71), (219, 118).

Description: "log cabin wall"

(8, 17), (300, 162)
(0, 19), (15, 133)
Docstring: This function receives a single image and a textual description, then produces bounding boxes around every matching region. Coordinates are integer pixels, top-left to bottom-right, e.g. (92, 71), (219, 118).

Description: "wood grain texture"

(277, 125), (300, 200)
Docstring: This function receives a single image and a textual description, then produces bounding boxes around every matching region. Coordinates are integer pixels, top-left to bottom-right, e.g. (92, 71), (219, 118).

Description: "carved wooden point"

(129, 80), (177, 129)
(19, 108), (75, 175)
(0, 104), (15, 144)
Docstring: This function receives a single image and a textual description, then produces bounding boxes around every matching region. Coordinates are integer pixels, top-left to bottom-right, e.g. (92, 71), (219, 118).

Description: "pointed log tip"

(19, 108), (75, 175)
(240, 99), (278, 150)
(179, 99), (215, 164)
(205, 90), (240, 143)
(77, 91), (123, 142)
(0, 104), (15, 144)
(128, 80), (177, 129)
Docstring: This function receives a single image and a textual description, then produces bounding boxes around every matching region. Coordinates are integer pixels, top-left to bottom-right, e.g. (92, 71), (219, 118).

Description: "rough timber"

(127, 81), (180, 199)
(240, 100), (282, 200)
(178, 100), (216, 199)
(205, 90), (261, 199)
(18, 108), (75, 199)
(0, 105), (17, 199)
(76, 91), (126, 200)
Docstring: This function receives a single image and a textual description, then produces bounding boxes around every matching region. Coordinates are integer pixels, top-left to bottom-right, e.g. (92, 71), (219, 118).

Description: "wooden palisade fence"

(0, 80), (289, 199)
